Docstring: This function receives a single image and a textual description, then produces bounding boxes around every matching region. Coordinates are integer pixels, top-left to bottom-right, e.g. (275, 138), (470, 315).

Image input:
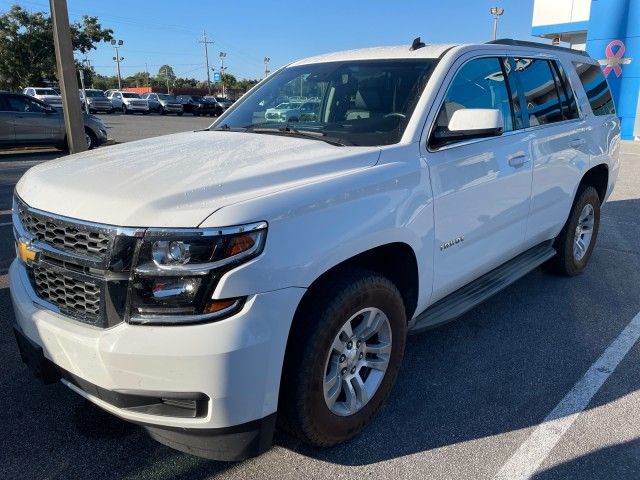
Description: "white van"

(10, 39), (619, 461)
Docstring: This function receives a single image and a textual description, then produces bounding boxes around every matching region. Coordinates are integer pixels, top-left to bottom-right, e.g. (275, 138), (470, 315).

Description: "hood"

(41, 95), (62, 103)
(16, 130), (380, 227)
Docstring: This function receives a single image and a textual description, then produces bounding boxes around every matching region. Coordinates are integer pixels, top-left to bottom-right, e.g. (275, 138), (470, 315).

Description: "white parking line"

(494, 311), (640, 480)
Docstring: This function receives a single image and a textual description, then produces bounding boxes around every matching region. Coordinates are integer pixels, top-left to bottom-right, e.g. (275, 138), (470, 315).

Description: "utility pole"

(490, 7), (504, 40)
(264, 57), (270, 79)
(111, 39), (124, 89)
(163, 66), (170, 94)
(49, 0), (86, 153)
(219, 51), (227, 98)
(198, 31), (214, 95)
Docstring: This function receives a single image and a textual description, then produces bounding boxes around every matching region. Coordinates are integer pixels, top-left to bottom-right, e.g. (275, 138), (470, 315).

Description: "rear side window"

(514, 58), (563, 126)
(431, 57), (516, 147)
(550, 61), (580, 120)
(573, 62), (616, 116)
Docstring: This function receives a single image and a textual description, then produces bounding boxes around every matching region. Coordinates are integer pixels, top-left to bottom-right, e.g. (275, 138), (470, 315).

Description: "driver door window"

(6, 95), (48, 113)
(430, 57), (516, 148)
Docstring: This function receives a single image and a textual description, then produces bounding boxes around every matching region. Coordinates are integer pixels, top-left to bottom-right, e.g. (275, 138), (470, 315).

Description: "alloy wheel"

(573, 203), (595, 261)
(323, 307), (392, 417)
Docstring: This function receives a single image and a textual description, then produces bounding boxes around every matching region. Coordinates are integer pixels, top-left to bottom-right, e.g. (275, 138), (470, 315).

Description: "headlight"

(129, 222), (267, 325)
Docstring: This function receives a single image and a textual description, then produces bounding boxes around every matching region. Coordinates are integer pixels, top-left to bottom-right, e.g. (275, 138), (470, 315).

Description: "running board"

(410, 241), (556, 333)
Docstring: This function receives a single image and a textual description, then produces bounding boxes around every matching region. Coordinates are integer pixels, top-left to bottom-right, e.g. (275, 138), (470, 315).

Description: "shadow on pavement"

(0, 198), (638, 479)
(533, 439), (640, 480)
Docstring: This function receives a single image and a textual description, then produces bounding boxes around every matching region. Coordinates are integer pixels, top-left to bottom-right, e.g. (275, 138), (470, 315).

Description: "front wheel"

(122, 104), (128, 114)
(279, 269), (407, 446)
(545, 185), (601, 276)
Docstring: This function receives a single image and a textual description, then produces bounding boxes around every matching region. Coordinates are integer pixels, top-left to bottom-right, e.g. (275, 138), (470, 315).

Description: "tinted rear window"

(573, 62), (616, 116)
(515, 58), (563, 126)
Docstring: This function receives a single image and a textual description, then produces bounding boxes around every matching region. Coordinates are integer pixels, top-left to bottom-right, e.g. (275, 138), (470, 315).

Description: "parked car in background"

(22, 87), (63, 110)
(0, 91), (107, 149)
(141, 93), (184, 115)
(176, 95), (222, 116)
(80, 89), (114, 114)
(205, 96), (233, 111)
(264, 100), (319, 122)
(106, 91), (150, 114)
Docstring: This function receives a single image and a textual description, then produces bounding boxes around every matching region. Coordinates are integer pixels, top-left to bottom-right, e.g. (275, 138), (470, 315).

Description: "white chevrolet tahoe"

(10, 39), (620, 461)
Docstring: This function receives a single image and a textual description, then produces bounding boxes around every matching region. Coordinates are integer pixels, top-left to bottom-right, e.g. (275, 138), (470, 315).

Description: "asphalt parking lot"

(1, 118), (639, 479)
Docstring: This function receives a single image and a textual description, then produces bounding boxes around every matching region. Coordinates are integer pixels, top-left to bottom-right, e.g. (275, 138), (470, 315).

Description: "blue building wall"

(586, 0), (639, 139)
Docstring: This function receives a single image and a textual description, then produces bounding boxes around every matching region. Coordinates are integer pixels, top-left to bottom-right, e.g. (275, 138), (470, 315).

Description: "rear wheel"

(84, 129), (97, 150)
(545, 185), (601, 276)
(279, 269), (407, 446)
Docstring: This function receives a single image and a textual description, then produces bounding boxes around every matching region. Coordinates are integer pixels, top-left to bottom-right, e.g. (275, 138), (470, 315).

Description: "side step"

(410, 240), (556, 333)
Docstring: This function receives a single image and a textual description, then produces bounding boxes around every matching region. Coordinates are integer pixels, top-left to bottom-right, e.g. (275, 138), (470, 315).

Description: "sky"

(1, 0), (541, 80)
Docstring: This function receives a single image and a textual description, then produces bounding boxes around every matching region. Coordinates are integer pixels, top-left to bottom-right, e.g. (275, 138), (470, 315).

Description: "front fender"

(206, 146), (435, 317)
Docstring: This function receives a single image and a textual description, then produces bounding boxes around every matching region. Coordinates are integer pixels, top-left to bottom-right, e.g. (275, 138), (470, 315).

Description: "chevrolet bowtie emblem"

(17, 240), (38, 264)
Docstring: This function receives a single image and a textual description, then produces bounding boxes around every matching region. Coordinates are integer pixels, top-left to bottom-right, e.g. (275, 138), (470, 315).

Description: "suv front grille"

(18, 207), (111, 259)
(32, 265), (101, 323)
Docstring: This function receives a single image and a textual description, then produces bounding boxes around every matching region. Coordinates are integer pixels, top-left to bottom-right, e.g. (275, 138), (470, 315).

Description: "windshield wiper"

(212, 123), (246, 132)
(245, 124), (350, 146)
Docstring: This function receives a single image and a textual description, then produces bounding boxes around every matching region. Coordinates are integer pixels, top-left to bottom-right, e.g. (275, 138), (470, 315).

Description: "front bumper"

(9, 259), (305, 459)
(125, 104), (149, 111)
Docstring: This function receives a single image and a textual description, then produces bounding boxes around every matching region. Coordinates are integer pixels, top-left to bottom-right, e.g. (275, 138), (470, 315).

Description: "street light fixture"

(264, 57), (270, 79)
(219, 51), (227, 97)
(490, 7), (504, 41)
(111, 39), (124, 89)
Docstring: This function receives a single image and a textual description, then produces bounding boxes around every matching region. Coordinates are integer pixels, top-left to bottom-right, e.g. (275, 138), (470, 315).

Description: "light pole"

(264, 57), (270, 79)
(490, 7), (504, 41)
(111, 39), (124, 89)
(219, 51), (227, 98)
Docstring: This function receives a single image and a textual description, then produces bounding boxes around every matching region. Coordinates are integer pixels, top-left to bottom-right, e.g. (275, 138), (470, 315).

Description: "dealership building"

(532, 0), (639, 139)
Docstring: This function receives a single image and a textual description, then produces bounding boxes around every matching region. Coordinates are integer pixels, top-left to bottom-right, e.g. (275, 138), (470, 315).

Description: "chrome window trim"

(425, 53), (587, 154)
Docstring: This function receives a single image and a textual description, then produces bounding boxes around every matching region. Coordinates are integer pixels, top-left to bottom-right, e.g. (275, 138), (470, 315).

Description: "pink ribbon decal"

(602, 40), (629, 78)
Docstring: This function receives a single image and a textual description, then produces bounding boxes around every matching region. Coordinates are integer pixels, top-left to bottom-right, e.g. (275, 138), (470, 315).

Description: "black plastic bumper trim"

(144, 413), (277, 462)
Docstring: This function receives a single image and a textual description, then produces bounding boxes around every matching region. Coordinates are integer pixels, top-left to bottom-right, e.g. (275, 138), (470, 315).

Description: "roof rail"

(486, 38), (590, 57)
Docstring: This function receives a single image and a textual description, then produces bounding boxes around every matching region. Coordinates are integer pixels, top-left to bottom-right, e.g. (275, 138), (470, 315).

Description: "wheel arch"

(294, 242), (419, 325)
(580, 163), (609, 203)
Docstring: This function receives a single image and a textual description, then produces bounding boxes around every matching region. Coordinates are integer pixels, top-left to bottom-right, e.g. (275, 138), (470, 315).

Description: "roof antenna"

(410, 37), (426, 51)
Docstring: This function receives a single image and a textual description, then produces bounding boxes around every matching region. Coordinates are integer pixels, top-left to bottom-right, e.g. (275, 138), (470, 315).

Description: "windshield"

(84, 90), (105, 98)
(157, 94), (175, 101)
(216, 97), (228, 102)
(35, 88), (58, 96)
(122, 92), (141, 98)
(215, 59), (438, 146)
(191, 96), (205, 102)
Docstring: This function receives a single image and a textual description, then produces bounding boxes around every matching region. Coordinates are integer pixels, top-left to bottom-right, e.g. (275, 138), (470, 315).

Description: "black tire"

(106, 109), (113, 114)
(143, 110), (150, 115)
(159, 107), (166, 115)
(545, 185), (601, 276)
(122, 105), (128, 114)
(279, 269), (407, 447)
(85, 129), (97, 150)
(177, 112), (184, 116)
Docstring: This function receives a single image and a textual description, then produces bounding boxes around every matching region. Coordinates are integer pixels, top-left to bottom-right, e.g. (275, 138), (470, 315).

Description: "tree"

(156, 64), (176, 90)
(0, 5), (113, 90)
(221, 72), (237, 90)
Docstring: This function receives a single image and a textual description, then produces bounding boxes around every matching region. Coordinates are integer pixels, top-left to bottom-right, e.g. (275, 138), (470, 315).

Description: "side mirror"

(431, 108), (504, 148)
(45, 105), (57, 113)
(448, 108), (503, 137)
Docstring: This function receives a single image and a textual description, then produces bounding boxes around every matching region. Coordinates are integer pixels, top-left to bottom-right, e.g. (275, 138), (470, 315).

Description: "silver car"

(22, 87), (63, 109)
(80, 89), (115, 114)
(0, 92), (108, 149)
(141, 93), (184, 115)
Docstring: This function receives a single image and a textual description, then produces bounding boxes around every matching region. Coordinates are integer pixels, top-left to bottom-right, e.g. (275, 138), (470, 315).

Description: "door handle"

(570, 138), (586, 148)
(508, 153), (528, 168)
